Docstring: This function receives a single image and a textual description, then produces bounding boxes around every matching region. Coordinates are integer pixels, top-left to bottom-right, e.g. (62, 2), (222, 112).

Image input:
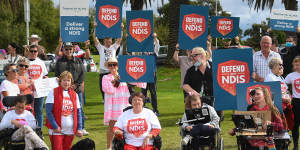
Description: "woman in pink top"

(102, 57), (130, 150)
(17, 57), (34, 95)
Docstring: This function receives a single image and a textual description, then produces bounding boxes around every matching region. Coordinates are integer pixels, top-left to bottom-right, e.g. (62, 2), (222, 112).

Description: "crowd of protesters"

(1, 24), (300, 150)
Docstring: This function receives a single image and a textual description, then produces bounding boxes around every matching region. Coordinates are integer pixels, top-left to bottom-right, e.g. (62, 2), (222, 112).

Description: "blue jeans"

(77, 92), (85, 129)
(34, 97), (44, 128)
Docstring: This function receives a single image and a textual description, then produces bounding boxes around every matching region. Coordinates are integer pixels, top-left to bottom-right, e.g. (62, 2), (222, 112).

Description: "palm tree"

(123, 0), (164, 10)
(243, 0), (298, 11)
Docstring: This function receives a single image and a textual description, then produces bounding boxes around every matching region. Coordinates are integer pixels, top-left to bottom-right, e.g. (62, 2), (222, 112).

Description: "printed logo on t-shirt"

(127, 118), (148, 138)
(28, 65), (42, 80)
(62, 96), (73, 116)
(281, 81), (287, 93)
(294, 79), (300, 93)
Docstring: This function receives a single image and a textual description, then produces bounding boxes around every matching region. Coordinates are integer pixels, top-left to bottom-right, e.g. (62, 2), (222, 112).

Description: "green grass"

(41, 55), (294, 149)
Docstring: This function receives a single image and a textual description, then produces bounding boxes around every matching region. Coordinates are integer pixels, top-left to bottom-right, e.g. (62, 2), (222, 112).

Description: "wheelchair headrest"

(2, 95), (33, 107)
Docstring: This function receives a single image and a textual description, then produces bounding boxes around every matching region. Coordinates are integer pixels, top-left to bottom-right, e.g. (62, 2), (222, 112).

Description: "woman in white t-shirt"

(113, 92), (161, 150)
(45, 71), (83, 150)
(285, 57), (300, 150)
(0, 63), (20, 110)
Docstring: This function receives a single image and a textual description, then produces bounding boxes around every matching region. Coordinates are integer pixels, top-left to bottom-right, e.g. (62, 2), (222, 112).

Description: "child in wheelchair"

(0, 95), (48, 150)
(180, 95), (220, 149)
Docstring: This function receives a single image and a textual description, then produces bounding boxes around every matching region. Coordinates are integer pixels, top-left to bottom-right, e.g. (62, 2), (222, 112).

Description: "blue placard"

(60, 16), (89, 42)
(118, 55), (155, 82)
(270, 19), (298, 32)
(178, 5), (208, 50)
(211, 16), (240, 38)
(212, 48), (253, 110)
(95, 0), (122, 39)
(236, 82), (283, 113)
(126, 11), (154, 52)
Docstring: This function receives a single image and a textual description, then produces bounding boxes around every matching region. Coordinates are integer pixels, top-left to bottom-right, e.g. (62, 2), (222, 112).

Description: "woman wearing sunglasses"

(102, 57), (130, 150)
(0, 63), (20, 110)
(17, 57), (34, 96)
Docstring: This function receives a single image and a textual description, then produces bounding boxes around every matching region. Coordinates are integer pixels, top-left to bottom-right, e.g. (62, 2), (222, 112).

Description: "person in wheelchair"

(113, 92), (161, 150)
(236, 87), (284, 149)
(0, 95), (48, 149)
(181, 95), (220, 149)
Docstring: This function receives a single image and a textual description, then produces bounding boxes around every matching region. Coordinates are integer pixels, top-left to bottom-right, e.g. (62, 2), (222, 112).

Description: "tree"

(243, 0), (298, 11)
(122, 0), (164, 10)
(0, 0), (59, 53)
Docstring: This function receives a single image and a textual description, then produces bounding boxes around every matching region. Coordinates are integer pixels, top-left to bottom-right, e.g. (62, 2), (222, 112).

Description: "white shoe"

(181, 135), (192, 145)
(82, 129), (89, 136)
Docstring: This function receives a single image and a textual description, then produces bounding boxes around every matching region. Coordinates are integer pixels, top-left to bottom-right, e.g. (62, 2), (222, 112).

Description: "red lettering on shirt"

(62, 96), (73, 116)
(127, 118), (148, 138)
(28, 65), (42, 80)
(294, 78), (300, 93)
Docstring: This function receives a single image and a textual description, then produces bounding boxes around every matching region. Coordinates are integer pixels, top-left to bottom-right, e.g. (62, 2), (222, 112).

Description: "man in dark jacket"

(281, 27), (300, 77)
(54, 42), (88, 135)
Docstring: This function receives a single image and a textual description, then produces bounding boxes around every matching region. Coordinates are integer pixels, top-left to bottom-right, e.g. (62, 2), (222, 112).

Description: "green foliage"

(0, 0), (59, 53)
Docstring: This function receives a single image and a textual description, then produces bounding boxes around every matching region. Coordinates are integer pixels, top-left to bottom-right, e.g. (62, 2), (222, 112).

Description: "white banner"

(270, 9), (300, 20)
(60, 0), (89, 16)
(34, 77), (59, 98)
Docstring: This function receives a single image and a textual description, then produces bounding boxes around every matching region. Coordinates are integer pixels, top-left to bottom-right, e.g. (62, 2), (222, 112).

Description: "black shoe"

(154, 111), (160, 117)
(293, 146), (298, 150)
(146, 97), (151, 103)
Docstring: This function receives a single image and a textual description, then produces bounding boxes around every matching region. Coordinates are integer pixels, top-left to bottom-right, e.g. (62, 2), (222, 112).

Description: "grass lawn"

(41, 55), (294, 149)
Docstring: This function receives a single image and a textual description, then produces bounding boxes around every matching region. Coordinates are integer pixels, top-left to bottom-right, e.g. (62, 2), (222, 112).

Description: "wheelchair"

(0, 95), (45, 150)
(112, 106), (162, 150)
(232, 114), (290, 150)
(177, 106), (224, 150)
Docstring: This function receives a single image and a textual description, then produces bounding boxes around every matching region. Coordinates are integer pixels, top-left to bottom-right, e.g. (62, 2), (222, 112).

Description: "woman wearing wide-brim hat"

(102, 57), (130, 150)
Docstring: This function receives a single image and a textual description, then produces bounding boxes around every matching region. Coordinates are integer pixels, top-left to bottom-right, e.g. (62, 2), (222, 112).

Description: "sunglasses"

(65, 48), (73, 51)
(19, 64), (29, 68)
(30, 50), (38, 53)
(9, 69), (18, 73)
(191, 54), (201, 57)
(108, 63), (117, 67)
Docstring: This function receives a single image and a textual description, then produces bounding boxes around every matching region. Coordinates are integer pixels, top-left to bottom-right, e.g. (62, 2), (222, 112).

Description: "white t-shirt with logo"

(285, 72), (300, 98)
(96, 43), (119, 73)
(0, 80), (20, 103)
(46, 89), (81, 135)
(265, 73), (288, 92)
(115, 108), (161, 147)
(27, 58), (48, 98)
(0, 110), (36, 130)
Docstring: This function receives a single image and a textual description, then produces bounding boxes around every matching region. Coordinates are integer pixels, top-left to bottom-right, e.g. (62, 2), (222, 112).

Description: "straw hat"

(30, 34), (41, 41)
(104, 57), (118, 68)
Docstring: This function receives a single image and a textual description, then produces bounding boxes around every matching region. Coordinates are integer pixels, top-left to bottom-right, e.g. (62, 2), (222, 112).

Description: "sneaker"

(82, 129), (89, 136)
(181, 135), (192, 145)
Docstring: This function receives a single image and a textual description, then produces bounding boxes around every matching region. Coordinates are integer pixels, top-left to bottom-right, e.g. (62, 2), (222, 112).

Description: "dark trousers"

(292, 98), (300, 146)
(99, 73), (109, 101)
(188, 124), (217, 150)
(142, 72), (158, 112)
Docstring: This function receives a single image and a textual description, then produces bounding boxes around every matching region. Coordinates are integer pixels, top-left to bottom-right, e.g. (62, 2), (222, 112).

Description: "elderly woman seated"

(113, 92), (161, 150)
(0, 95), (48, 150)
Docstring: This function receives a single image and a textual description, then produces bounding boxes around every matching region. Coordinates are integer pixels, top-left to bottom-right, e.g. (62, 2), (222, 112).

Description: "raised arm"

(173, 43), (180, 63)
(84, 40), (91, 59)
(93, 22), (100, 46)
(115, 23), (124, 45)
(55, 37), (63, 57)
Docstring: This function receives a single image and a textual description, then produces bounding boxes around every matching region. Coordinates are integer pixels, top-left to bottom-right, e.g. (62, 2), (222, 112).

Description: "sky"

(53, 0), (299, 34)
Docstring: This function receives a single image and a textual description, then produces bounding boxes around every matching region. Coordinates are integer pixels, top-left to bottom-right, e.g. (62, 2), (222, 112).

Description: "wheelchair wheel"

(216, 137), (224, 150)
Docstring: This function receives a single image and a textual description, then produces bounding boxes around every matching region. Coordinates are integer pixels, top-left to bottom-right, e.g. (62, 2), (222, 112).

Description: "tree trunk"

(131, 0), (144, 10)
(166, 0), (189, 63)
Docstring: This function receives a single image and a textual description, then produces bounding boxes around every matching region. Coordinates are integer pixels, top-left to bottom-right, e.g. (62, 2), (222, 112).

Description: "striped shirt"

(253, 50), (281, 79)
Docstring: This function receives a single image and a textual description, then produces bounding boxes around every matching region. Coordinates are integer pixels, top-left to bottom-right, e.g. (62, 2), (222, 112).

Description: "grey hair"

(17, 56), (30, 66)
(268, 57), (282, 69)
(3, 63), (16, 77)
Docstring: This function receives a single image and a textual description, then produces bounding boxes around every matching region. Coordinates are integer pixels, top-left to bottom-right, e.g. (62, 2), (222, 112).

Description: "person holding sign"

(93, 22), (123, 103)
(26, 44), (48, 128)
(183, 47), (213, 105)
(113, 92), (161, 150)
(285, 57), (300, 150)
(102, 57), (130, 150)
(173, 44), (194, 99)
(45, 71), (83, 150)
(252, 36), (281, 82)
